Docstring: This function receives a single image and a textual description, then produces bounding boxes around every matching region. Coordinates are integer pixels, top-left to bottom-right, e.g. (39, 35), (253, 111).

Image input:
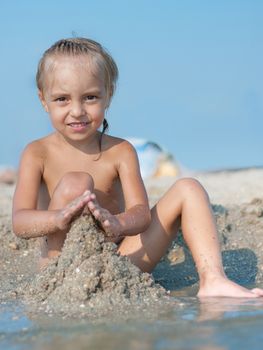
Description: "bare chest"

(42, 150), (123, 213)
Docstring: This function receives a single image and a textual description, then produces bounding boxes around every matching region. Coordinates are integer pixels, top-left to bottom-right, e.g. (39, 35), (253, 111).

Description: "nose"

(70, 100), (85, 118)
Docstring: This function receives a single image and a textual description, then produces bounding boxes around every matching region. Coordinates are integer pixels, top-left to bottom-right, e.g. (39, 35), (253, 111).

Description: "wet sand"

(0, 168), (263, 318)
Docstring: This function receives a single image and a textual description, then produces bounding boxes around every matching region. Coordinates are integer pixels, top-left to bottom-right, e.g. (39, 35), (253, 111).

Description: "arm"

(116, 204), (150, 236)
(13, 201), (91, 238)
(12, 143), (91, 238)
(88, 141), (151, 237)
(115, 141), (151, 235)
(12, 142), (62, 238)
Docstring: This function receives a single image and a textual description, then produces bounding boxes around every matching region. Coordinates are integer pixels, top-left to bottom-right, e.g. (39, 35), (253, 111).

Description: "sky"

(0, 0), (262, 171)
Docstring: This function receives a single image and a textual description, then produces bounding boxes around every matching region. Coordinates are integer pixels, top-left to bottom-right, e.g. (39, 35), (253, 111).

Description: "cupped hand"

(86, 194), (123, 238)
(55, 190), (93, 231)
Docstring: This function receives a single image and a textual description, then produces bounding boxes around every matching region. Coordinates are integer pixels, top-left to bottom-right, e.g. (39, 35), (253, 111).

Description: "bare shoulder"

(101, 135), (140, 179)
(21, 134), (55, 163)
(101, 135), (147, 208)
(102, 134), (137, 159)
(20, 135), (56, 169)
(14, 134), (57, 212)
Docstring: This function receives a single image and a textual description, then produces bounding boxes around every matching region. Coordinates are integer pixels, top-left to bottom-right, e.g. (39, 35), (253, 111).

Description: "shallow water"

(1, 188), (263, 349)
(1, 287), (263, 350)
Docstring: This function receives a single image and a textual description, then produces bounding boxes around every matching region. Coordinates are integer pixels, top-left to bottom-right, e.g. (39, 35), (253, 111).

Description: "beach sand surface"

(0, 168), (263, 316)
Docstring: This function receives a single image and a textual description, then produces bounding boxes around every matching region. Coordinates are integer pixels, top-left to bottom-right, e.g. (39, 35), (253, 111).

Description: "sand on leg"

(118, 178), (263, 298)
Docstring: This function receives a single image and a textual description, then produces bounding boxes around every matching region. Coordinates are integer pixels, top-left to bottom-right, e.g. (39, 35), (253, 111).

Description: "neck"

(55, 131), (102, 155)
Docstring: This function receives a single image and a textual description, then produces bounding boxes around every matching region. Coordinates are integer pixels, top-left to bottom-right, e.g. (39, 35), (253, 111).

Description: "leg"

(118, 178), (263, 297)
(39, 172), (94, 263)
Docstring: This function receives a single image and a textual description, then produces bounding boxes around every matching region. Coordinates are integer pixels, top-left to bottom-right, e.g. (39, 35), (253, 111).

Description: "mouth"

(67, 121), (90, 132)
(67, 122), (89, 127)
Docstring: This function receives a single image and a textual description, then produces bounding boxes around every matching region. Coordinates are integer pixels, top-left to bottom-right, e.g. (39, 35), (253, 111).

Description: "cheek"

(92, 103), (106, 118)
(48, 109), (65, 125)
(93, 113), (105, 126)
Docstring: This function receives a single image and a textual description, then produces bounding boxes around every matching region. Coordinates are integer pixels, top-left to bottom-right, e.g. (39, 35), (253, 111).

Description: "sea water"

(1, 289), (263, 350)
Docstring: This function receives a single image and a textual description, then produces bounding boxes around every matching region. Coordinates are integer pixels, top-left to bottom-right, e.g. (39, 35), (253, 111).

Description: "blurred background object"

(0, 168), (17, 185)
(127, 138), (180, 179)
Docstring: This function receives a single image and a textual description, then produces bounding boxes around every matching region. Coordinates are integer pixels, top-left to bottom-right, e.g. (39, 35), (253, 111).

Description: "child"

(12, 37), (263, 298)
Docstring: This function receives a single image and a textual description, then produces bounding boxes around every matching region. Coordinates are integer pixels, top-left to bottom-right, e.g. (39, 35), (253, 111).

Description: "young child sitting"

(12, 37), (263, 298)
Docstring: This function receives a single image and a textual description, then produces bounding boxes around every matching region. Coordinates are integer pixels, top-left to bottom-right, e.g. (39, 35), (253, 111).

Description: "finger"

(64, 204), (82, 220)
(68, 199), (85, 212)
(87, 201), (100, 218)
(86, 199), (112, 227)
(90, 193), (96, 200)
(91, 209), (111, 232)
(97, 208), (112, 224)
(87, 194), (100, 208)
(87, 200), (96, 211)
(83, 190), (91, 196)
(80, 191), (93, 204)
(93, 209), (101, 219)
(87, 201), (106, 218)
(70, 191), (93, 209)
(103, 219), (110, 227)
(65, 195), (90, 218)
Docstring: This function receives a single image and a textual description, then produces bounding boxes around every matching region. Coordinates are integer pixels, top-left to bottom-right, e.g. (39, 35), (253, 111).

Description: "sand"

(0, 168), (263, 318)
(19, 214), (167, 318)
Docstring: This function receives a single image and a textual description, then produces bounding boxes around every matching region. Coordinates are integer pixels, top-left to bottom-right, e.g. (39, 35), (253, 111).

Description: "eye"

(84, 95), (97, 101)
(55, 96), (67, 102)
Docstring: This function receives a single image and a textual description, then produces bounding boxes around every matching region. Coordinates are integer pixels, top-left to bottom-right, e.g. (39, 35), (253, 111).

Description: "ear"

(38, 90), (49, 113)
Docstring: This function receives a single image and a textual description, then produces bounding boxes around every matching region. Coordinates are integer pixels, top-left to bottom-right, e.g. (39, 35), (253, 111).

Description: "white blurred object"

(0, 167), (17, 184)
(127, 138), (179, 179)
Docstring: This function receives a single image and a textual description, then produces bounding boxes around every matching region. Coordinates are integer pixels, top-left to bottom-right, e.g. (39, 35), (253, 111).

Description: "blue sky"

(1, 0), (262, 170)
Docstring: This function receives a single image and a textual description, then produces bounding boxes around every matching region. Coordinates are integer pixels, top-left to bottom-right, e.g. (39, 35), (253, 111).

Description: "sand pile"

(20, 214), (167, 317)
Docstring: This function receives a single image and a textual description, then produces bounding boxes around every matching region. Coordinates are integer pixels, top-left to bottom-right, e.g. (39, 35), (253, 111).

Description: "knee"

(54, 171), (94, 202)
(172, 177), (209, 200)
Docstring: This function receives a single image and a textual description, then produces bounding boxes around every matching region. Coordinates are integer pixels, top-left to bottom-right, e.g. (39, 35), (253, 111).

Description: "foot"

(198, 275), (263, 298)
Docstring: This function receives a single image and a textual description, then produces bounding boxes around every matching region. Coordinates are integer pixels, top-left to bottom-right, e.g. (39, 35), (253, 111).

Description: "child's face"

(39, 56), (109, 145)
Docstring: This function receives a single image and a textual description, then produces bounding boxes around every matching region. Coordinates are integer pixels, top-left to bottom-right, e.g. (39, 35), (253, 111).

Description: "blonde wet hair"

(36, 37), (119, 137)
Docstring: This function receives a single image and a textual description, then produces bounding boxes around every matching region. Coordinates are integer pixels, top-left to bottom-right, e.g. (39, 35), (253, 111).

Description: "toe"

(251, 288), (263, 297)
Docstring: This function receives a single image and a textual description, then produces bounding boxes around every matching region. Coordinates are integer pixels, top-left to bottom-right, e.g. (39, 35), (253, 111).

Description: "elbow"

(12, 225), (29, 239)
(12, 222), (23, 238)
(12, 214), (25, 238)
(12, 216), (19, 236)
